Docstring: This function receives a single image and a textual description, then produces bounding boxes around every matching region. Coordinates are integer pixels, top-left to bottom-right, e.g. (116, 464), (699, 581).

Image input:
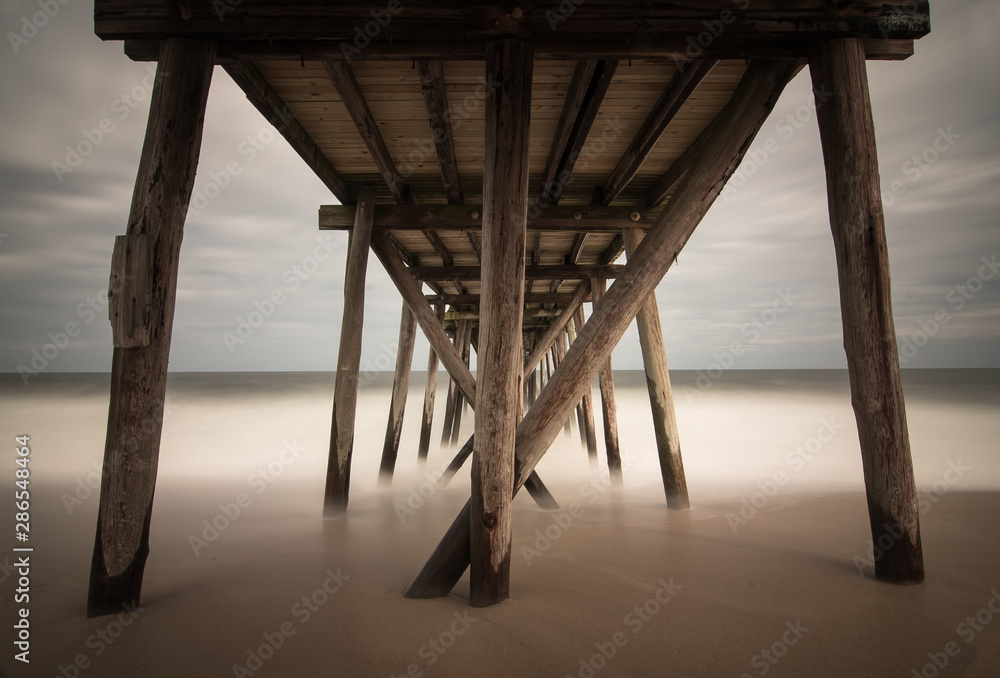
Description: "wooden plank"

(470, 38), (532, 607)
(416, 59), (464, 205)
(622, 228), (689, 509)
(378, 303), (417, 484)
(324, 187), (376, 514)
(323, 58), (410, 203)
(88, 39), (215, 618)
(412, 264), (624, 281)
(591, 278), (622, 485)
(403, 59), (799, 600)
(600, 60), (717, 205)
(644, 114), (720, 206)
(810, 38), (923, 582)
(417, 302), (444, 467)
(224, 60), (353, 203)
(319, 204), (657, 232)
(538, 60), (598, 206)
(98, 2), (932, 45)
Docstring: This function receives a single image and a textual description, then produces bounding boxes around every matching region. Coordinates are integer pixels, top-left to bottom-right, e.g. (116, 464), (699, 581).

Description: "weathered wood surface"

(89, 39), (215, 617)
(591, 278), (623, 485)
(810, 38), (923, 583)
(573, 308), (599, 462)
(404, 59), (798, 599)
(319, 204), (658, 233)
(378, 304), (417, 484)
(417, 302), (444, 467)
(416, 59), (463, 206)
(324, 187), (375, 514)
(410, 264), (625, 281)
(108, 234), (154, 348)
(99, 2), (932, 48)
(450, 321), (473, 446)
(440, 320), (466, 447)
(622, 228), (689, 509)
(470, 38), (532, 607)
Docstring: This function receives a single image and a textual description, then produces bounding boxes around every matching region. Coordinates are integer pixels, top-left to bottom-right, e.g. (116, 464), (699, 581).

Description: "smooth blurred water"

(2, 369), (997, 509)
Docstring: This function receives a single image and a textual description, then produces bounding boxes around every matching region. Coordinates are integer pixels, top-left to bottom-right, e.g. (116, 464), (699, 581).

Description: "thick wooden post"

(622, 229), (689, 509)
(417, 302), (444, 468)
(378, 303), (417, 484)
(557, 329), (574, 436)
(591, 278), (623, 486)
(574, 307), (599, 463)
(404, 60), (797, 600)
(440, 320), (465, 447)
(810, 39), (923, 582)
(471, 37), (532, 607)
(88, 39), (215, 617)
(450, 321), (473, 445)
(324, 187), (376, 514)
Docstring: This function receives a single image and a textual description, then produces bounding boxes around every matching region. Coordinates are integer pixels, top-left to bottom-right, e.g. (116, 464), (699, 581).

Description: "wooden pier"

(88, 1), (930, 614)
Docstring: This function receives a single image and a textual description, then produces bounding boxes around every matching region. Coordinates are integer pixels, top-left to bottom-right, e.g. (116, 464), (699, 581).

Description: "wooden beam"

(470, 37), (532, 607)
(643, 114), (721, 207)
(432, 291), (582, 306)
(323, 58), (410, 204)
(417, 302), (444, 467)
(810, 38), (923, 583)
(319, 204), (656, 233)
(466, 231), (482, 263)
(622, 228), (689, 509)
(591, 278), (622, 485)
(88, 39), (215, 617)
(538, 60), (598, 206)
(403, 59), (799, 600)
(523, 283), (590, 375)
(574, 306), (599, 462)
(600, 234), (625, 265)
(377, 303), (417, 485)
(412, 264), (624, 282)
(223, 61), (352, 204)
(600, 60), (717, 205)
(416, 59), (463, 205)
(101, 3), (931, 51)
(440, 319), (466, 448)
(324, 188), (375, 514)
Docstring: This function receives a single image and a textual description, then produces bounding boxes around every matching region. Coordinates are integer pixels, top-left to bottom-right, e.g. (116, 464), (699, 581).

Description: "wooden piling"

(566, 321), (588, 449)
(324, 187), (376, 514)
(574, 306), (599, 462)
(417, 301), (444, 468)
(470, 37), (532, 607)
(88, 39), (215, 617)
(810, 38), (924, 583)
(622, 229), (689, 509)
(450, 320), (473, 445)
(590, 278), (623, 486)
(557, 329), (574, 436)
(378, 304), (417, 484)
(440, 319), (466, 447)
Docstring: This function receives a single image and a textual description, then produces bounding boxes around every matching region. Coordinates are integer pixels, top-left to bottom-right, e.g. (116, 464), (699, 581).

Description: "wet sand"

(4, 476), (999, 678)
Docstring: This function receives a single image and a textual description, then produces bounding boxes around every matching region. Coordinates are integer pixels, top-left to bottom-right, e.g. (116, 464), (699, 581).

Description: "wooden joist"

(416, 59), (464, 206)
(537, 59), (599, 206)
(411, 264), (624, 281)
(223, 61), (352, 204)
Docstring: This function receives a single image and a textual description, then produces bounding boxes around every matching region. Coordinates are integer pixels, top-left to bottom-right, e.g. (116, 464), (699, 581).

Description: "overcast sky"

(1, 1), (997, 378)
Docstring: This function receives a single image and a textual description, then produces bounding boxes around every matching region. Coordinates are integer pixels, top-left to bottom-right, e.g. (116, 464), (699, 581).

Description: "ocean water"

(2, 369), (997, 506)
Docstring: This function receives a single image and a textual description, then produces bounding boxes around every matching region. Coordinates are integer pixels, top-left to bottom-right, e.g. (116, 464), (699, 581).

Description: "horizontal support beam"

(319, 204), (654, 233)
(101, 2), (929, 43)
(426, 292), (587, 306)
(412, 265), (624, 282)
(126, 37), (917, 63)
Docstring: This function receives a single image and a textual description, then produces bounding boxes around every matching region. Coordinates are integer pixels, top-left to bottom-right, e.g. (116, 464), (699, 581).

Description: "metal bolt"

(630, 211), (641, 222)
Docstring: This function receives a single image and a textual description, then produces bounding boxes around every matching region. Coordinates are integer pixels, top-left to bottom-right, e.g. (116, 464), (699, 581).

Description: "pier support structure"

(810, 38), (924, 582)
(88, 39), (215, 617)
(378, 303), (417, 484)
